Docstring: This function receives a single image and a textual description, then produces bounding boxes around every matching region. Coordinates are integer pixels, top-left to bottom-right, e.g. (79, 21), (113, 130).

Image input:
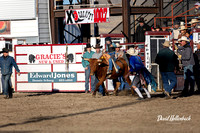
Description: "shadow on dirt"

(0, 98), (156, 129)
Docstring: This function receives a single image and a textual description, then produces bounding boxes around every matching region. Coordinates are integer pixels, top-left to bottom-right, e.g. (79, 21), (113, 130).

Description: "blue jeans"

(161, 72), (177, 93)
(95, 77), (104, 95)
(85, 66), (95, 92)
(108, 58), (113, 71)
(2, 74), (12, 96)
(119, 77), (126, 91)
(183, 65), (195, 94)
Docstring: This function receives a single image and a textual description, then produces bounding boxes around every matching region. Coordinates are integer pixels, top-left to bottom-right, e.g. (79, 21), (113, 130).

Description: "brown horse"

(83, 54), (134, 96)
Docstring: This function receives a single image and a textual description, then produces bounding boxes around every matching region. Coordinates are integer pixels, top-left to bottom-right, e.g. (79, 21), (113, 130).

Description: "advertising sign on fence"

(28, 72), (77, 83)
(65, 7), (110, 25)
(28, 53), (66, 64)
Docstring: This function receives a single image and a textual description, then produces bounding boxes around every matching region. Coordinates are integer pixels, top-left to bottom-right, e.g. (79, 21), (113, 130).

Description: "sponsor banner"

(28, 72), (77, 83)
(65, 7), (109, 25)
(0, 21), (10, 35)
(28, 53), (66, 64)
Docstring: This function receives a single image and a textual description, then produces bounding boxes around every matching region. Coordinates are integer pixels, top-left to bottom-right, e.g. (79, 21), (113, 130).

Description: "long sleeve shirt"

(177, 44), (195, 67)
(129, 56), (144, 73)
(0, 56), (20, 75)
(92, 51), (102, 59)
(81, 51), (95, 68)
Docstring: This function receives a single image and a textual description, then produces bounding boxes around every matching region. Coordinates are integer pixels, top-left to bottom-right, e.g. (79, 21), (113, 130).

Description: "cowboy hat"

(162, 41), (171, 47)
(189, 19), (199, 24)
(85, 43), (92, 48)
(194, 2), (200, 6)
(178, 36), (190, 42)
(178, 26), (187, 31)
(115, 43), (122, 48)
(137, 17), (145, 23)
(93, 44), (103, 49)
(127, 48), (139, 56)
(2, 48), (9, 53)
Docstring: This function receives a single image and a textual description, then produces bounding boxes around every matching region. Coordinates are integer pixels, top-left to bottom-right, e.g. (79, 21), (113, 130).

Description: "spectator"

(82, 43), (95, 93)
(178, 26), (187, 39)
(92, 44), (104, 95)
(155, 41), (179, 99)
(177, 36), (195, 97)
(155, 25), (161, 32)
(135, 17), (151, 42)
(189, 19), (200, 32)
(0, 48), (20, 99)
(170, 21), (180, 42)
(193, 42), (200, 93)
(194, 2), (200, 19)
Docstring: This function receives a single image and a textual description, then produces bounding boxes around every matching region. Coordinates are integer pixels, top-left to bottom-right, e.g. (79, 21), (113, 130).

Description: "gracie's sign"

(28, 72), (77, 83)
(65, 7), (110, 25)
(28, 53), (65, 64)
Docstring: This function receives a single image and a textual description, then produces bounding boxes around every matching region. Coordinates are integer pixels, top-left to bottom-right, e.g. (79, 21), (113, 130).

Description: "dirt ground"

(0, 92), (199, 133)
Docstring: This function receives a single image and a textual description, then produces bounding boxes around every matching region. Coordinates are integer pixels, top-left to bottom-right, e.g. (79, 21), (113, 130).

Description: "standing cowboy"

(0, 48), (20, 99)
(92, 44), (104, 95)
(193, 41), (200, 93)
(155, 41), (179, 99)
(177, 36), (195, 97)
(81, 43), (95, 93)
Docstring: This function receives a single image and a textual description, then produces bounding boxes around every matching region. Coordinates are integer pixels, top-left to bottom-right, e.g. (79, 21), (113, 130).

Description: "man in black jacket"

(155, 41), (179, 98)
(135, 17), (151, 42)
(194, 42), (200, 93)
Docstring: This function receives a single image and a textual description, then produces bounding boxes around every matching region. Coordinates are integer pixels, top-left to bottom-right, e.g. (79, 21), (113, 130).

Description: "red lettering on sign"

(94, 8), (108, 23)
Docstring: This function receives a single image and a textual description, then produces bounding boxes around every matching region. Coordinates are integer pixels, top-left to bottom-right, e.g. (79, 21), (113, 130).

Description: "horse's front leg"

(124, 74), (135, 96)
(102, 82), (109, 96)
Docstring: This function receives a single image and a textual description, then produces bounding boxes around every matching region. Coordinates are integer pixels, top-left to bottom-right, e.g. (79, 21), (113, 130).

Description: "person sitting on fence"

(105, 37), (117, 75)
(170, 21), (180, 42)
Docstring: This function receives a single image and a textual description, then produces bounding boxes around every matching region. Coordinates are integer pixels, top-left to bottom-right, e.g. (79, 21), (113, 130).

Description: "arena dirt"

(0, 92), (199, 133)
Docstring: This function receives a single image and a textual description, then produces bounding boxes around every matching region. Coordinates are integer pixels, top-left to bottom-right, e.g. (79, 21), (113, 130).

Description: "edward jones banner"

(65, 7), (110, 25)
(28, 72), (77, 83)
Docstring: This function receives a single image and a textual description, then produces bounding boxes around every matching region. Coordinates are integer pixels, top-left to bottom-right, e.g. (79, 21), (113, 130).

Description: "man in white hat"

(177, 36), (195, 97)
(126, 48), (154, 100)
(178, 26), (187, 39)
(113, 43), (129, 91)
(189, 19), (199, 30)
(155, 41), (179, 99)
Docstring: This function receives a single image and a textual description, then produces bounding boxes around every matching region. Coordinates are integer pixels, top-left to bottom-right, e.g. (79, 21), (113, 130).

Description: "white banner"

(28, 53), (66, 64)
(65, 7), (110, 25)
